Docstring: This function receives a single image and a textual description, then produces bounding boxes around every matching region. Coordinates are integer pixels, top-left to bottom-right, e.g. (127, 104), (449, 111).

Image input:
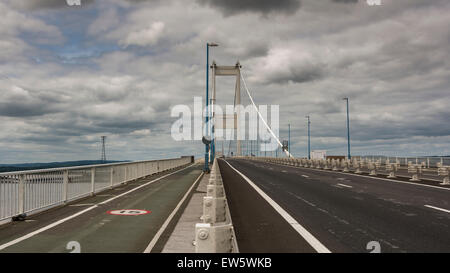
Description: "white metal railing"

(242, 156), (450, 185)
(0, 157), (192, 222)
(231, 153), (450, 169)
(358, 156), (449, 168)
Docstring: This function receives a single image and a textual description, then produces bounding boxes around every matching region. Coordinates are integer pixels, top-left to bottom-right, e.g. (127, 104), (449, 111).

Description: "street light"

(288, 123), (291, 158)
(305, 116), (311, 160)
(343, 97), (351, 159)
(204, 42), (219, 172)
(209, 43), (219, 165)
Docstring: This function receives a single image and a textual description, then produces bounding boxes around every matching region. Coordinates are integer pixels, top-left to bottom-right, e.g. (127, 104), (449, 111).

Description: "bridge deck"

(0, 164), (202, 253)
(219, 158), (450, 253)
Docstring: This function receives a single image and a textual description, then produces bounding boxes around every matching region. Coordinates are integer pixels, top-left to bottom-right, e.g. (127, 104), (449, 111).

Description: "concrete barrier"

(331, 159), (338, 171)
(323, 159), (330, 170)
(341, 159), (350, 173)
(195, 223), (234, 253)
(352, 159), (363, 174)
(408, 162), (423, 182)
(385, 160), (399, 178)
(245, 155), (448, 186)
(437, 163), (450, 185)
(368, 161), (378, 176)
(195, 159), (238, 253)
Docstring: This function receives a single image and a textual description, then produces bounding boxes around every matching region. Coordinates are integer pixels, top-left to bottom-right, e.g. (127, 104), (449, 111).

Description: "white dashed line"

(337, 183), (353, 188)
(425, 205), (450, 214)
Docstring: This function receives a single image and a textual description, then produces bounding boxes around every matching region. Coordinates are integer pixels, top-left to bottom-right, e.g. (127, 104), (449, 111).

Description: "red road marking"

(106, 209), (151, 216)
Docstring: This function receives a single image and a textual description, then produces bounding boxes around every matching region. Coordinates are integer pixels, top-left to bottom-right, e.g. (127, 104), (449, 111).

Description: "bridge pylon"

(210, 61), (242, 158)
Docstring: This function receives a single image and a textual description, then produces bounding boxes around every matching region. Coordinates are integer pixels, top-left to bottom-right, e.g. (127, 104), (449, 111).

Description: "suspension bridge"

(0, 61), (449, 253)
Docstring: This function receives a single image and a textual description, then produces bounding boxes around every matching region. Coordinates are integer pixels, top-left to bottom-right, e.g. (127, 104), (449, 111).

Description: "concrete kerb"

(195, 159), (238, 253)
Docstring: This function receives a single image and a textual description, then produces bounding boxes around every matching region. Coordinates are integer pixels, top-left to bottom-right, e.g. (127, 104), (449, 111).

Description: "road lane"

(0, 164), (201, 253)
(221, 158), (450, 253)
(217, 159), (318, 253)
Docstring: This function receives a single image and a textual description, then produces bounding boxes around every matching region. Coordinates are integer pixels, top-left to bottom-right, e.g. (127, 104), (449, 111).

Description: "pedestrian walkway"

(161, 172), (209, 253)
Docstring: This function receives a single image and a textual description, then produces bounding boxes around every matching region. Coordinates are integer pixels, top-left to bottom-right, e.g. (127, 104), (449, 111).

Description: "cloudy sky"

(0, 0), (449, 163)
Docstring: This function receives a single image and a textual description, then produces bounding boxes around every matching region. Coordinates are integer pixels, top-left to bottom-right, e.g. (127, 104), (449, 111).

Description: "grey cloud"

(1, 0), (450, 162)
(197, 0), (301, 16)
(266, 64), (325, 85)
(331, 0), (358, 3)
(10, 0), (94, 10)
(0, 86), (64, 117)
(125, 0), (163, 3)
(226, 43), (270, 59)
(21, 135), (67, 145)
(289, 65), (325, 84)
(0, 102), (58, 117)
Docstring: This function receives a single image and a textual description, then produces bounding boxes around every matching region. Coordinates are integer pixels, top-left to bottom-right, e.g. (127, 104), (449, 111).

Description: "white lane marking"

(0, 164), (195, 251)
(424, 205), (450, 214)
(99, 164), (194, 205)
(263, 161), (450, 192)
(143, 172), (203, 253)
(287, 192), (316, 207)
(223, 160), (331, 253)
(0, 206), (98, 251)
(69, 203), (96, 207)
(337, 183), (353, 188)
(302, 175), (309, 178)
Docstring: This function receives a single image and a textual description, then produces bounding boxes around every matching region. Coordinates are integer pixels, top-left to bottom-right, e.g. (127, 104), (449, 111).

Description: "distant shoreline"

(0, 160), (128, 173)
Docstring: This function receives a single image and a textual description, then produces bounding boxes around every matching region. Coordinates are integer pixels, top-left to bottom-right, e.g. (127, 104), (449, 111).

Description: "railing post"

(110, 167), (114, 189)
(18, 174), (25, 215)
(91, 167), (95, 196)
(124, 166), (127, 183)
(63, 170), (69, 203)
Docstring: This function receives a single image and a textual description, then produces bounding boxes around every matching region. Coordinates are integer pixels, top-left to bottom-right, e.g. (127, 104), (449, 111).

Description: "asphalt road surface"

(0, 164), (202, 253)
(219, 158), (450, 253)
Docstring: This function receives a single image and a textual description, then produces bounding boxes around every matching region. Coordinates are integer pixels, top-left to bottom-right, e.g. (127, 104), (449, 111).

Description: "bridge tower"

(210, 61), (242, 159)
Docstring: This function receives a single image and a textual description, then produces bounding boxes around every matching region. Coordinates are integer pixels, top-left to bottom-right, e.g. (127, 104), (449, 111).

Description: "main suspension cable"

(240, 71), (293, 158)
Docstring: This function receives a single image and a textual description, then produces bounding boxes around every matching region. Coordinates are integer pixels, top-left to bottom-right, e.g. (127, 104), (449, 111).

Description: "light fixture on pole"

(204, 42), (219, 172)
(306, 116), (311, 160)
(288, 123), (291, 158)
(343, 97), (351, 159)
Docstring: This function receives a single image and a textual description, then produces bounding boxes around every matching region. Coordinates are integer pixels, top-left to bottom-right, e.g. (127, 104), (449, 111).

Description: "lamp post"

(288, 124), (291, 158)
(204, 42), (218, 172)
(257, 137), (259, 157)
(343, 97), (351, 159)
(306, 116), (311, 159)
